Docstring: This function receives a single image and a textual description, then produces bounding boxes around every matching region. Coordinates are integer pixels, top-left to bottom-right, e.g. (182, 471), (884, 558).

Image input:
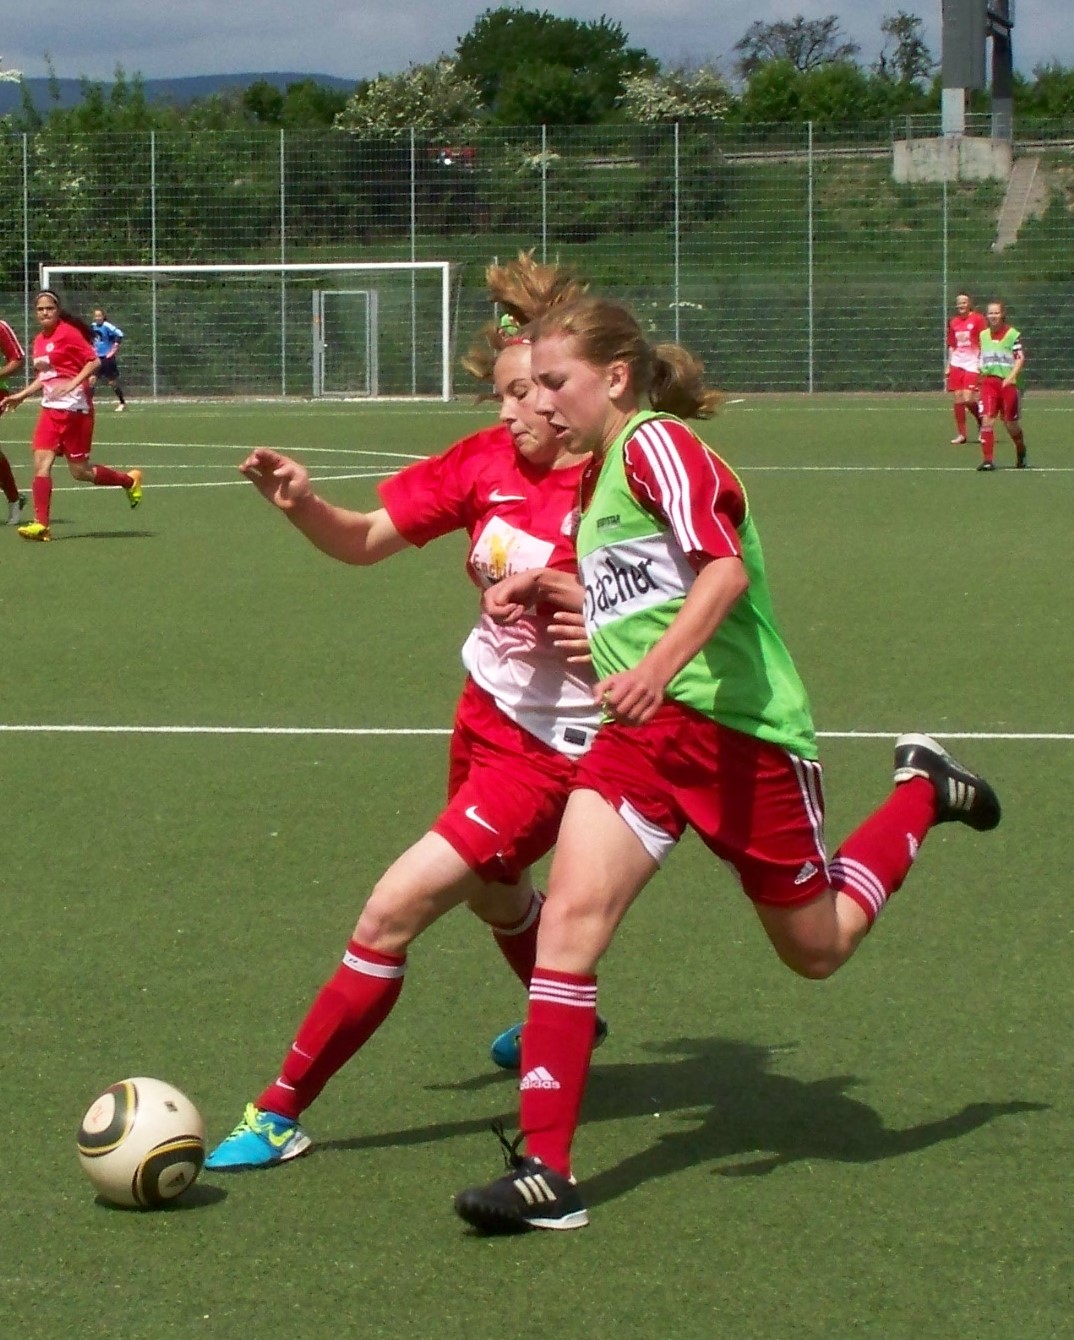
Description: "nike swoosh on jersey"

(464, 805), (499, 834)
(489, 489), (526, 503)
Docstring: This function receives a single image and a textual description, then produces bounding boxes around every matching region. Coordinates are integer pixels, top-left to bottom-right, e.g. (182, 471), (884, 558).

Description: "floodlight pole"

(989, 1), (1014, 142)
(941, 0), (987, 136)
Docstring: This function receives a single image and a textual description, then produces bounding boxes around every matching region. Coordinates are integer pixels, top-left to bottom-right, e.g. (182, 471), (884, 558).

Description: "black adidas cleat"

(893, 733), (1001, 832)
(454, 1126), (589, 1233)
(1016, 455), (1028, 469)
(976, 460), (996, 472)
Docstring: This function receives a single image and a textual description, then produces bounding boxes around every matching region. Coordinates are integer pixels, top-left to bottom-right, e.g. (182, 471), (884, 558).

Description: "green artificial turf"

(0, 396), (1069, 1339)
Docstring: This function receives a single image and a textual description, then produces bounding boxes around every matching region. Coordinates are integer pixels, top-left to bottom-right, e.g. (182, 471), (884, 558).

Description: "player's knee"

(773, 943), (841, 980)
(354, 886), (415, 953)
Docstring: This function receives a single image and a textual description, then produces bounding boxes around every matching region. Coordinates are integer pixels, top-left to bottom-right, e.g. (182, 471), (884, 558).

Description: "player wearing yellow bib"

(977, 301), (1027, 472)
(453, 295), (1004, 1234)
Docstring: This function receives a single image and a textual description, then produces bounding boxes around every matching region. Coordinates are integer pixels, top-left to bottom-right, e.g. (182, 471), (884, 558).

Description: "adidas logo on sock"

(520, 1066), (561, 1091)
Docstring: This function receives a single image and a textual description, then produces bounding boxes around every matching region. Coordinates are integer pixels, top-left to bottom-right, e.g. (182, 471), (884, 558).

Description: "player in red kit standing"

(0, 316), (28, 524)
(945, 292), (987, 445)
(976, 300), (1027, 472)
(2, 290), (142, 541)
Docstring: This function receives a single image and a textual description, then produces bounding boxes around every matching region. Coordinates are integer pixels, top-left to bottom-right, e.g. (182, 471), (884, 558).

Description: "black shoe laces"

(491, 1118), (526, 1170)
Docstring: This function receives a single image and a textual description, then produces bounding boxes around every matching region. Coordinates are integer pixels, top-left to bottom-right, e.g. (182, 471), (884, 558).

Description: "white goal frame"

(40, 261), (454, 402)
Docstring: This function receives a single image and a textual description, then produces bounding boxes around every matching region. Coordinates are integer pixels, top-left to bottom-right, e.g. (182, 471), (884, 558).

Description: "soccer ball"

(77, 1077), (206, 1209)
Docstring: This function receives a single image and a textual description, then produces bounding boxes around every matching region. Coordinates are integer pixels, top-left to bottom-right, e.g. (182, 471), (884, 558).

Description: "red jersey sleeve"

(0, 320), (24, 364)
(622, 417), (745, 565)
(946, 319), (956, 351)
(377, 425), (507, 547)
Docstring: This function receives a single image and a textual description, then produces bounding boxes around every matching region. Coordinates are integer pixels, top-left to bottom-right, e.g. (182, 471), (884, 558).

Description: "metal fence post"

(150, 130), (159, 400)
(410, 127), (417, 395)
(807, 120), (815, 394)
(21, 133), (29, 367)
(541, 124), (548, 264)
(942, 171), (949, 380)
(673, 122), (681, 345)
(280, 127), (287, 396)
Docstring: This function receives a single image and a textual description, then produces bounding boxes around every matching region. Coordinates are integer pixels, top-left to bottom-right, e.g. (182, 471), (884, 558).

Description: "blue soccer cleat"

(203, 1102), (311, 1171)
(490, 1014), (609, 1071)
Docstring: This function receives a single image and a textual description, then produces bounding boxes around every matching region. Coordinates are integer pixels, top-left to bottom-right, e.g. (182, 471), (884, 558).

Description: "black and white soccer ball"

(77, 1077), (206, 1209)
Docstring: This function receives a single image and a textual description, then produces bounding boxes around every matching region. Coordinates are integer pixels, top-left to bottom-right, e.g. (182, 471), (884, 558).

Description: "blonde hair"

(462, 251), (588, 385)
(530, 296), (722, 420)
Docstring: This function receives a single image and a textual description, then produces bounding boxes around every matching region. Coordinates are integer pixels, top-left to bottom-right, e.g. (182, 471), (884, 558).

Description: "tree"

(1014, 63), (1074, 119)
(876, 11), (934, 85)
(278, 79), (349, 129)
(242, 80), (285, 125)
(454, 7), (654, 122)
(494, 62), (604, 125)
(618, 66), (730, 124)
(334, 59), (481, 138)
(733, 15), (860, 78)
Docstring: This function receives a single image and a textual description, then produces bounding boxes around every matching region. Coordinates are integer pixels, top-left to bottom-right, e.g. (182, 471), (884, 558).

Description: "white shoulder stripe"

(634, 420), (703, 553)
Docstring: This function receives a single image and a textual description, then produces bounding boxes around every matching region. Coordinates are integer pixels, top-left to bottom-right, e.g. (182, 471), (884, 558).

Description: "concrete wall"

(893, 136), (1013, 183)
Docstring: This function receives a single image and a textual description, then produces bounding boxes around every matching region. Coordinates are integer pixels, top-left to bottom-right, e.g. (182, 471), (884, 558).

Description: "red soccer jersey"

(0, 319), (24, 366)
(379, 424), (599, 756)
(581, 417), (746, 570)
(32, 319), (96, 411)
(947, 312), (987, 373)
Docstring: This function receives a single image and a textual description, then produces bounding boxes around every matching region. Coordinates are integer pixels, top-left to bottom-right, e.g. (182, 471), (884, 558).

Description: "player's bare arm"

(597, 555), (749, 726)
(3, 374), (45, 407)
(483, 566), (584, 626)
(240, 447), (409, 566)
(1004, 352), (1025, 386)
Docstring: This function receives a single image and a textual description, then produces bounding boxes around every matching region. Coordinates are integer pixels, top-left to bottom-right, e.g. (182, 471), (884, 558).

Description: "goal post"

(39, 261), (454, 402)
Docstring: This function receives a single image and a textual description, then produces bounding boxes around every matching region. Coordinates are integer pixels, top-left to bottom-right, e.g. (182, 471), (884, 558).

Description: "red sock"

(828, 777), (935, 925)
(979, 427), (995, 463)
(256, 940), (406, 1120)
(953, 403), (967, 436)
(520, 969), (598, 1177)
(490, 890), (543, 986)
(32, 476), (52, 525)
(91, 464), (134, 488)
(0, 452), (17, 503)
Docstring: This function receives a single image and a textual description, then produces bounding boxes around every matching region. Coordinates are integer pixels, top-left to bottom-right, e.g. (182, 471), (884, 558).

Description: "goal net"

(39, 262), (454, 401)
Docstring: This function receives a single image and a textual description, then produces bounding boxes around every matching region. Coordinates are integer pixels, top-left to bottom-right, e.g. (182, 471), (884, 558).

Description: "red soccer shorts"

(946, 366), (980, 394)
(32, 407), (94, 460)
(433, 677), (578, 885)
(572, 702), (831, 907)
(979, 376), (1020, 422)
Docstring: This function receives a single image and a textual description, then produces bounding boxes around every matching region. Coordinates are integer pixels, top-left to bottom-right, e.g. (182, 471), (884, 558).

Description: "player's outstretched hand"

(239, 447), (312, 511)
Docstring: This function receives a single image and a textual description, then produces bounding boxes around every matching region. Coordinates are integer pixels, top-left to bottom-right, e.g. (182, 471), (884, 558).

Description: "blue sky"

(2, 2), (1066, 85)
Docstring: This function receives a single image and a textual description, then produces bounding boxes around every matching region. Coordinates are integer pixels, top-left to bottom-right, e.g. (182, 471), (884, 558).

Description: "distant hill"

(0, 72), (359, 117)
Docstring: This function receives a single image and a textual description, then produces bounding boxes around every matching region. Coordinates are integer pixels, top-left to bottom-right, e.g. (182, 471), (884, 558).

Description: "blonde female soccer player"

(454, 295), (1002, 1233)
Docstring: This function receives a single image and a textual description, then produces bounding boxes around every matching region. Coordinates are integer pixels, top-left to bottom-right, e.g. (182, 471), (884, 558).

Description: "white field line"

(94, 442), (428, 458)
(41, 471), (395, 494)
(0, 724), (1069, 742)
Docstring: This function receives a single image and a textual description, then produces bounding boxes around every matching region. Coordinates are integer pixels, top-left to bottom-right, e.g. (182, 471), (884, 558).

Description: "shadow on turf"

(321, 1036), (1046, 1206)
(52, 529), (154, 542)
(92, 1181), (229, 1212)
